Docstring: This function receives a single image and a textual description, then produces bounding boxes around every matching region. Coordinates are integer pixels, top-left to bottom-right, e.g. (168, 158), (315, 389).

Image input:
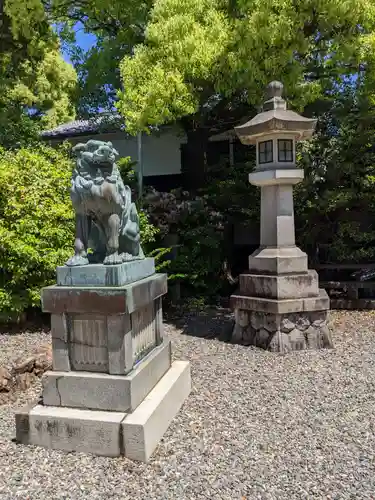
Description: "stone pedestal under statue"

(230, 82), (333, 352)
(15, 139), (191, 462)
(16, 261), (191, 462)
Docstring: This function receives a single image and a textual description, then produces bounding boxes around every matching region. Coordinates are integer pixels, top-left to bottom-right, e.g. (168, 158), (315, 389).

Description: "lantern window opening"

(278, 139), (293, 163)
(258, 140), (273, 164)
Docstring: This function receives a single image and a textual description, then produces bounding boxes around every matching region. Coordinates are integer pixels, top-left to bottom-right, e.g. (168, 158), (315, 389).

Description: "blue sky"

(62, 22), (96, 64)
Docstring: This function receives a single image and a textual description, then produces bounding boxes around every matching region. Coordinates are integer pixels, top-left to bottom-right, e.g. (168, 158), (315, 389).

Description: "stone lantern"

(230, 81), (333, 352)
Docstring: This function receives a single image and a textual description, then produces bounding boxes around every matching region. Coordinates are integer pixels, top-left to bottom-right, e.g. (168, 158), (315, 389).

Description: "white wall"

(67, 128), (186, 177)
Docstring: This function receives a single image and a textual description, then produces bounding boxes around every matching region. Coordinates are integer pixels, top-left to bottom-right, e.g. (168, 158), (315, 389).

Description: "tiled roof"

(41, 113), (124, 138)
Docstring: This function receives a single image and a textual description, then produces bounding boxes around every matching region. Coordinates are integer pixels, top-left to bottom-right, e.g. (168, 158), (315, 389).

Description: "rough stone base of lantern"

(231, 289), (333, 352)
(232, 309), (331, 352)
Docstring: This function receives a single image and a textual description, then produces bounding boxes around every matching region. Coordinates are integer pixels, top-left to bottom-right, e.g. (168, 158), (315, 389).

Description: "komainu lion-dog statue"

(66, 139), (144, 266)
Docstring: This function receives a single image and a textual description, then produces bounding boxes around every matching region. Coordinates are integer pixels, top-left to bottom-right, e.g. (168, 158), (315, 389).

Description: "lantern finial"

(263, 81), (286, 111)
(266, 81), (284, 99)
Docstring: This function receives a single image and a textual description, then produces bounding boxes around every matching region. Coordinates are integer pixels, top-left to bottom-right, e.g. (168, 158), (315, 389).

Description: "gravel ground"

(0, 327), (50, 369)
(0, 310), (375, 499)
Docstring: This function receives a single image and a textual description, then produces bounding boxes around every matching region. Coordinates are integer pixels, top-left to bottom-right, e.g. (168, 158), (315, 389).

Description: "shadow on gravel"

(165, 307), (235, 341)
(1, 307), (235, 342)
(0, 311), (50, 336)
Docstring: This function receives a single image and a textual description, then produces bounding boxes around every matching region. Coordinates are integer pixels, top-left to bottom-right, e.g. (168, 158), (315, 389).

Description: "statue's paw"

(121, 252), (139, 262)
(119, 246), (144, 262)
(65, 254), (89, 267)
(103, 252), (122, 265)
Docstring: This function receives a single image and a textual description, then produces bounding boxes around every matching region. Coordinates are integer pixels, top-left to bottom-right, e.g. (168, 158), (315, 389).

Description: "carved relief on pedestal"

(68, 314), (109, 372)
(131, 303), (157, 363)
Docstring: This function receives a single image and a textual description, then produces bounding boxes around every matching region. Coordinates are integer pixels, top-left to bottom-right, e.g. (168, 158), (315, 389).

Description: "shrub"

(0, 144), (75, 319)
(294, 83), (375, 263)
(0, 144), (158, 319)
(143, 158), (258, 300)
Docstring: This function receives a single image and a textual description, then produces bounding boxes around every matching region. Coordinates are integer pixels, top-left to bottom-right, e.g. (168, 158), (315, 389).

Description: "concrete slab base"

(15, 402), (127, 456)
(122, 361), (191, 462)
(14, 361), (191, 462)
(42, 340), (171, 412)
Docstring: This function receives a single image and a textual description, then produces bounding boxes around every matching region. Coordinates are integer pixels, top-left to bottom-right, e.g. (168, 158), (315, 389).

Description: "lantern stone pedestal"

(230, 81), (333, 351)
(15, 261), (191, 462)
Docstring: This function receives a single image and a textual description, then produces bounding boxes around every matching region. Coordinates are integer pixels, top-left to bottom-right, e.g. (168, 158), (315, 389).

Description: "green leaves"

(117, 0), (375, 132)
(50, 0), (154, 115)
(4, 0), (47, 41)
(0, 144), (75, 314)
(294, 81), (375, 263)
(0, 0), (78, 147)
(117, 0), (230, 132)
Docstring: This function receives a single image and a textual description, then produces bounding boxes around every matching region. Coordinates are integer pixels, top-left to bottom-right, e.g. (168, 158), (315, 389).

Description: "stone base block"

(231, 288), (330, 314)
(231, 290), (333, 352)
(42, 340), (171, 412)
(239, 270), (319, 299)
(122, 360), (191, 462)
(56, 258), (155, 287)
(15, 361), (191, 462)
(16, 404), (126, 457)
(43, 273), (167, 315)
(248, 246), (308, 275)
(42, 274), (167, 375)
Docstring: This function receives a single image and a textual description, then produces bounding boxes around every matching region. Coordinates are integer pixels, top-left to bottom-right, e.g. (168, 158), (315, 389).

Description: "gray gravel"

(0, 310), (375, 499)
(0, 328), (50, 368)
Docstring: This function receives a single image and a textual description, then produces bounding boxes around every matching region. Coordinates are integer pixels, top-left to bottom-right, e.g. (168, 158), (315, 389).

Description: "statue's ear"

(86, 140), (98, 151)
(107, 141), (119, 155)
(72, 143), (86, 155)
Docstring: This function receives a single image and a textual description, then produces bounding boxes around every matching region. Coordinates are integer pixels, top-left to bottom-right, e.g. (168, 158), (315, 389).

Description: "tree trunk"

(181, 126), (210, 191)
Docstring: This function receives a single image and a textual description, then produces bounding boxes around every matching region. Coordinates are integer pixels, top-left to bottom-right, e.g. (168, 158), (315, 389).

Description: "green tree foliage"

(50, 0), (153, 115)
(117, 0), (375, 133)
(295, 81), (375, 263)
(0, 0), (77, 147)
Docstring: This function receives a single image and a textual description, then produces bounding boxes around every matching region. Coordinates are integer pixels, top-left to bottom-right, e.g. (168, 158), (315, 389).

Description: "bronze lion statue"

(66, 139), (144, 266)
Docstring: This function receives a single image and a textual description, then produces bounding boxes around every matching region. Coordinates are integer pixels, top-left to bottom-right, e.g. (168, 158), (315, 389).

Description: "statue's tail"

(119, 202), (143, 257)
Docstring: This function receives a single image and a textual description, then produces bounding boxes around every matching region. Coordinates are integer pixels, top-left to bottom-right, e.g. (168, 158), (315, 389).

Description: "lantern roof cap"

(234, 81), (317, 144)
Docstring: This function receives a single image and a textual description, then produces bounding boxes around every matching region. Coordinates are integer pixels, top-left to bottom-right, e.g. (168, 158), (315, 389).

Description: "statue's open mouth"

(93, 159), (113, 166)
(93, 154), (115, 165)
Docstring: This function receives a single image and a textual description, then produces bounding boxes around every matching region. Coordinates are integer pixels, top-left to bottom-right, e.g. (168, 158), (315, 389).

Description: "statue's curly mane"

(70, 140), (129, 209)
(66, 139), (143, 266)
